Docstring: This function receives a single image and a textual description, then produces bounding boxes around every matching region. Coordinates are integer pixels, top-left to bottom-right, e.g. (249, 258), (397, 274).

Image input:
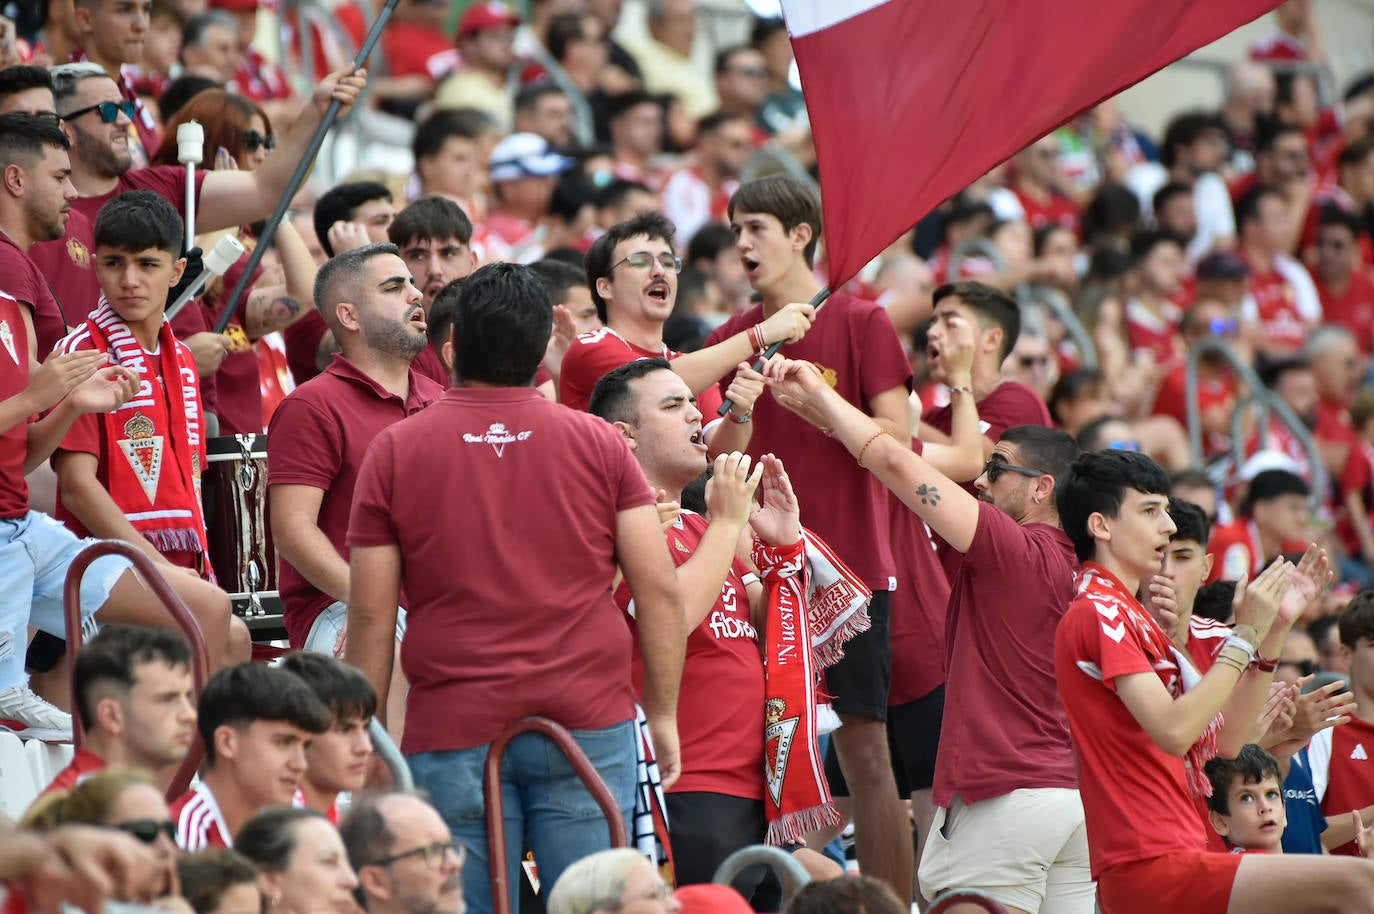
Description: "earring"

(1033, 495), (1042, 504)
(270, 895), (282, 909)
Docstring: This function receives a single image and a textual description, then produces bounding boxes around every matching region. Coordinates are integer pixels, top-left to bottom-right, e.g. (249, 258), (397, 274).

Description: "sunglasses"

(116, 819), (177, 845)
(981, 458), (1046, 483)
(609, 251), (683, 274)
(244, 129), (276, 153)
(1206, 317), (1239, 337)
(63, 100), (137, 124)
(1018, 355), (1050, 368)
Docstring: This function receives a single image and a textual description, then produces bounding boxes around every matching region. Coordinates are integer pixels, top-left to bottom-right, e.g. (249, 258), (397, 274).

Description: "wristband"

(727, 407), (753, 424)
(1253, 651), (1279, 673)
(1230, 624), (1260, 650)
(948, 384), (973, 396)
(1222, 635), (1258, 666)
(746, 325), (763, 352)
(751, 536), (806, 581)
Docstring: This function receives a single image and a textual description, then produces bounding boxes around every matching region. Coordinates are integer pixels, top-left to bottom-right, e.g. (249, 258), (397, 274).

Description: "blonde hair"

(20, 766), (159, 830)
(547, 849), (647, 914)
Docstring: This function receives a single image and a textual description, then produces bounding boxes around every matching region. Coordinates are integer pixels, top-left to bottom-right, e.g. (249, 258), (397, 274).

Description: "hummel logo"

(1353, 743), (1368, 761)
(1100, 621), (1126, 643)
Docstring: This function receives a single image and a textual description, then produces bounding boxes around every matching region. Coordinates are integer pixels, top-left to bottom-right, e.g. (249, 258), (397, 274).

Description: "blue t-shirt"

(1282, 747), (1327, 854)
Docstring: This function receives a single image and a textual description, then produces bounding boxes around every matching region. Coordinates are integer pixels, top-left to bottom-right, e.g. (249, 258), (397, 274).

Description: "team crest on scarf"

(117, 412), (164, 504)
(0, 320), (15, 365)
(764, 697), (801, 808)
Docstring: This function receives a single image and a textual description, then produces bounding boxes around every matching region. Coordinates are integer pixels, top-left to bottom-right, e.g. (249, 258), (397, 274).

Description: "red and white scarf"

(754, 529), (870, 846)
(59, 298), (209, 561)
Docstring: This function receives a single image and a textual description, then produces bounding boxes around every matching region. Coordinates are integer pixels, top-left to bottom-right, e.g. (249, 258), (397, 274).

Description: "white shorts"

(918, 788), (1093, 914)
(304, 599), (406, 656)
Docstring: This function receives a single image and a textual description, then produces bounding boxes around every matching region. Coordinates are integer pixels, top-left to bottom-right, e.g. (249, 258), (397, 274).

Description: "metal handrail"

(928, 889), (1013, 914)
(485, 717), (628, 914)
(367, 718), (413, 791)
(711, 845), (810, 905)
(1183, 337), (1327, 510)
(63, 540), (212, 800)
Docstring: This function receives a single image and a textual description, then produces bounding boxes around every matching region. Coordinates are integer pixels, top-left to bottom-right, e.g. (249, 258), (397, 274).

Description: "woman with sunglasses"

(148, 89), (318, 436)
(236, 807), (359, 914)
(21, 766), (187, 909)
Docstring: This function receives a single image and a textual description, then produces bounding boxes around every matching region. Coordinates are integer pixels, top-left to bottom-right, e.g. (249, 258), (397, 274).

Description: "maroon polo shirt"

(267, 354), (445, 647)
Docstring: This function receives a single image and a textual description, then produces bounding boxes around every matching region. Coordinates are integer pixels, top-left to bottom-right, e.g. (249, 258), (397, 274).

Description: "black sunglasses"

(982, 458), (1046, 484)
(116, 819), (177, 844)
(244, 129), (276, 153)
(63, 100), (136, 124)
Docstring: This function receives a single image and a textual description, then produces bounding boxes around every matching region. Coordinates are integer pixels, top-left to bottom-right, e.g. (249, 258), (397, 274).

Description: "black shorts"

(825, 683), (945, 797)
(25, 631), (66, 673)
(666, 792), (790, 907)
(824, 590), (892, 722)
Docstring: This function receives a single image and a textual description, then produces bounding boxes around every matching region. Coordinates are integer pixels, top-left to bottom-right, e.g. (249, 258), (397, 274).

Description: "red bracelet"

(746, 325), (762, 352)
(1253, 652), (1278, 673)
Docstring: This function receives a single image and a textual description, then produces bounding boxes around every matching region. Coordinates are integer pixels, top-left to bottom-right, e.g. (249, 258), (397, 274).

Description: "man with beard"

(386, 196), (478, 388)
(341, 792), (465, 914)
(69, 0), (161, 168)
(268, 243), (442, 667)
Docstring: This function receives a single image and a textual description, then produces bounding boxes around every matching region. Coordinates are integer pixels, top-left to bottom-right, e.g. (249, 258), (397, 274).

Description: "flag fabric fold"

(779, 0), (1284, 287)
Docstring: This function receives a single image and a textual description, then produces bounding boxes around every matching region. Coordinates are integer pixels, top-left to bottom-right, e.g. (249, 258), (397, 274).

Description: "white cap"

(488, 133), (574, 183)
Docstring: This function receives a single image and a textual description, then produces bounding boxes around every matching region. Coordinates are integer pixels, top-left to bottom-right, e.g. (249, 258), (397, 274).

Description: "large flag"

(779, 0), (1284, 287)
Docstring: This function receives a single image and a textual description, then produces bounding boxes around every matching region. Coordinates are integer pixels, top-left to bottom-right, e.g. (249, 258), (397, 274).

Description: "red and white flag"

(779, 0), (1283, 287)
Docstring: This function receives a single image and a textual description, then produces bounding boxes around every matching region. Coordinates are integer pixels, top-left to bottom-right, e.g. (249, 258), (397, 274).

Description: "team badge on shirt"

(764, 697), (800, 807)
(118, 412), (164, 504)
(463, 421), (532, 457)
(0, 320), (15, 365)
(66, 236), (89, 268)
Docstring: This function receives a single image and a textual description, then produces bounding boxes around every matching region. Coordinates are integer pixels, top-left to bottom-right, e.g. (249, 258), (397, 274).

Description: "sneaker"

(0, 684), (73, 742)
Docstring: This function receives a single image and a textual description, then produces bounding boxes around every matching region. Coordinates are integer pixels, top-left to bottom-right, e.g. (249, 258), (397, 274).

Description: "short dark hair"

(450, 262), (551, 386)
(197, 663), (331, 766)
(588, 357), (674, 424)
(696, 110), (744, 138)
(388, 195), (473, 249)
(1076, 415), (1132, 453)
(1339, 137), (1374, 170)
(177, 850), (259, 914)
(1235, 186), (1280, 232)
(514, 80), (566, 114)
(0, 65), (52, 99)
(606, 89), (660, 122)
(1338, 590), (1374, 647)
(73, 625), (192, 731)
(276, 652), (377, 725)
(714, 44), (755, 75)
(158, 75), (220, 123)
(1048, 368), (1106, 426)
(313, 181), (392, 258)
(1168, 497), (1211, 546)
(728, 174), (822, 267)
(1129, 228), (1186, 265)
(1204, 744), (1281, 817)
(784, 875), (905, 914)
(0, 112), (70, 169)
(412, 109), (481, 163)
(235, 807), (328, 873)
(1318, 203), (1363, 240)
(1256, 120), (1307, 156)
(1152, 182), (1192, 216)
(1159, 111), (1227, 169)
(313, 241), (402, 336)
(595, 178), (654, 213)
(1057, 450), (1172, 563)
(749, 16), (787, 49)
(427, 277), (463, 349)
(530, 258), (587, 306)
(584, 211), (676, 322)
(546, 13), (588, 63)
(182, 10), (235, 50)
(1258, 353), (1310, 391)
(999, 425), (1079, 488)
(1194, 580), (1236, 623)
(932, 281), (1021, 361)
(1239, 469), (1309, 517)
(687, 221), (735, 264)
(93, 189), (183, 255)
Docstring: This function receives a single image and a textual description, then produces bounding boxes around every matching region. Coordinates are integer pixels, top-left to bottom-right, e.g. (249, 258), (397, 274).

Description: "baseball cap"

(672, 885), (753, 914)
(489, 133), (574, 183)
(458, 1), (521, 38)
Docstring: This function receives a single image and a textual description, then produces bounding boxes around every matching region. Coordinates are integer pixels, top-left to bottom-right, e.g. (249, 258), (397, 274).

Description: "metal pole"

(718, 285), (832, 417)
(214, 0), (400, 333)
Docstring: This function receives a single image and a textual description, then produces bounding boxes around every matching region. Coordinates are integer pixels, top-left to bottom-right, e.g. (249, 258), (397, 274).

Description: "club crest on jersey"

(117, 412), (164, 504)
(463, 421), (532, 457)
(67, 236), (90, 268)
(764, 697), (800, 807)
(0, 320), (16, 365)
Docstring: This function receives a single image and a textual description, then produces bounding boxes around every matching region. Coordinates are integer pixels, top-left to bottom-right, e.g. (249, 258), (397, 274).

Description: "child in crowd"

(1204, 744), (1287, 854)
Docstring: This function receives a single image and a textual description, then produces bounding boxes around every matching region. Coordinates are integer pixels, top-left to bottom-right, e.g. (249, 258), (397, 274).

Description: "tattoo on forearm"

(250, 292), (304, 333)
(916, 483), (941, 506)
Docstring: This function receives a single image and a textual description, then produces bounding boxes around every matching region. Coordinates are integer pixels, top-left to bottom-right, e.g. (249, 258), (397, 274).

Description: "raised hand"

(1356, 809), (1374, 859)
(542, 304), (578, 376)
(757, 301), (816, 347)
(1232, 561), (1294, 643)
(762, 358), (831, 428)
(1282, 544), (1336, 625)
(654, 488), (681, 533)
(312, 65), (368, 117)
(1143, 572), (1182, 648)
(940, 311), (977, 385)
(1253, 679), (1297, 747)
(723, 362), (767, 419)
(69, 365), (140, 415)
(1288, 676), (1357, 742)
(26, 350), (108, 412)
(326, 220), (372, 255)
(749, 453), (801, 546)
(704, 451), (763, 529)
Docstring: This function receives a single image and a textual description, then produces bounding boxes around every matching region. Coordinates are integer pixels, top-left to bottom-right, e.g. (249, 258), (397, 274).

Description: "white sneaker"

(0, 685), (72, 742)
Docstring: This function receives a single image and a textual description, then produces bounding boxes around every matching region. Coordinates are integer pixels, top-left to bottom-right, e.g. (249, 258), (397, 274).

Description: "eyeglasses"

(244, 129), (276, 153)
(115, 819), (177, 845)
(62, 100), (136, 124)
(981, 458), (1046, 483)
(1278, 658), (1319, 677)
(727, 66), (768, 79)
(608, 251), (683, 275)
(368, 840), (466, 871)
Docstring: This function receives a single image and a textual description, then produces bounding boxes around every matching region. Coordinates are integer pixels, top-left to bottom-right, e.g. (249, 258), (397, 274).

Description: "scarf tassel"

(766, 802), (846, 847)
(144, 527), (207, 555)
(811, 611), (872, 670)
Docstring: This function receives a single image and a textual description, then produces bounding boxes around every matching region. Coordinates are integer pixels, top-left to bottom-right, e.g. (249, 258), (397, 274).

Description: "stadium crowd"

(10, 0), (1374, 912)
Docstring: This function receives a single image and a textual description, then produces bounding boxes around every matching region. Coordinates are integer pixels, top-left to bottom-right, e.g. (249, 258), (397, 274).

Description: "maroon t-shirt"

(933, 502), (1079, 807)
(167, 299), (217, 415)
(0, 230), (66, 360)
(615, 511), (765, 800)
(412, 345), (450, 389)
(348, 386), (656, 754)
(0, 289), (33, 517)
(706, 294), (912, 590)
(30, 208), (99, 328)
(887, 500), (949, 705)
(71, 166), (208, 226)
(267, 355), (445, 647)
(204, 255), (264, 435)
(281, 310), (329, 385)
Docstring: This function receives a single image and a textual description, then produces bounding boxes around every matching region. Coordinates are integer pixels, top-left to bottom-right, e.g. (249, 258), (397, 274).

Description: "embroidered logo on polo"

(0, 320), (16, 365)
(117, 412), (164, 504)
(463, 422), (532, 457)
(764, 697), (800, 808)
(67, 236), (89, 268)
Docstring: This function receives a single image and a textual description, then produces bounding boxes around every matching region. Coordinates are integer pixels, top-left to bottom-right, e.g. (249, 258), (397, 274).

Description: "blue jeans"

(409, 718), (636, 914)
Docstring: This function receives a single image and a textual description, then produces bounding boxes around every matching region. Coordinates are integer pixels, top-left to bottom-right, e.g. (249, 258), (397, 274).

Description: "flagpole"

(718, 285), (831, 417)
(212, 0), (399, 334)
